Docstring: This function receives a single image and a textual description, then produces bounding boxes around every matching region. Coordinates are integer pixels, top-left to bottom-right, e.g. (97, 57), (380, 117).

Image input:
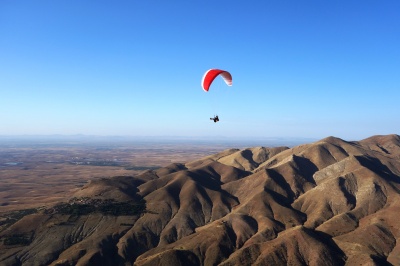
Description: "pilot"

(210, 115), (219, 123)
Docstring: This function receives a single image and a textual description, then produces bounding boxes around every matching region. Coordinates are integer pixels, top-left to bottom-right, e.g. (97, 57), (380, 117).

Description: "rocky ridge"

(1, 135), (400, 265)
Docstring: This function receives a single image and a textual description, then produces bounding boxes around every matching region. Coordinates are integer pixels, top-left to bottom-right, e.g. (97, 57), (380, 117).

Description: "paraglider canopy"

(201, 69), (232, 92)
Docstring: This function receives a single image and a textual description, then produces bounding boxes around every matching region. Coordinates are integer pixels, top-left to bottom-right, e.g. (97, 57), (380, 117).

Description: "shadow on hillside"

(370, 254), (393, 266)
(266, 169), (296, 202)
(241, 149), (258, 168)
(293, 155), (318, 184)
(313, 229), (346, 266)
(338, 177), (357, 206)
(356, 155), (400, 186)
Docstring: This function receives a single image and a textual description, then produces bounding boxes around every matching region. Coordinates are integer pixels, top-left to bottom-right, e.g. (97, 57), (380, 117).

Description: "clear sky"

(1, 1), (399, 141)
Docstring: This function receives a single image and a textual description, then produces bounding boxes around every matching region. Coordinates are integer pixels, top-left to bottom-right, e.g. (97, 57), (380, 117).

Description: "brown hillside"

(1, 134), (400, 266)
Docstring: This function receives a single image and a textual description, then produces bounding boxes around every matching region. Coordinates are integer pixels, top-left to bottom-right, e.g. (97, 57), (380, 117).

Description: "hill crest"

(1, 134), (400, 266)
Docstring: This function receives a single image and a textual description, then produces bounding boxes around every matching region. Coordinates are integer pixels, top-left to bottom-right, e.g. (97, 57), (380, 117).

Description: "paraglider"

(201, 69), (232, 122)
(201, 69), (232, 92)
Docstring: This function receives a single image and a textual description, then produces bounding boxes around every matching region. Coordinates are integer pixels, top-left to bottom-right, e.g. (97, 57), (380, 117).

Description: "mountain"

(1, 135), (400, 266)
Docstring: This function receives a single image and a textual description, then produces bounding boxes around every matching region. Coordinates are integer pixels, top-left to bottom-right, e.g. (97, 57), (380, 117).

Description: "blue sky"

(1, 1), (399, 141)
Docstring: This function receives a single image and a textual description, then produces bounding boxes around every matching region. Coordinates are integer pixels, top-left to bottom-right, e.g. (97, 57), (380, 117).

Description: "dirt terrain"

(0, 139), (233, 212)
(2, 135), (400, 266)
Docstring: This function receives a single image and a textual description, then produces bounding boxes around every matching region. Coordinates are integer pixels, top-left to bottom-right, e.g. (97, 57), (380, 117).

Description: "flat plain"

(0, 137), (244, 213)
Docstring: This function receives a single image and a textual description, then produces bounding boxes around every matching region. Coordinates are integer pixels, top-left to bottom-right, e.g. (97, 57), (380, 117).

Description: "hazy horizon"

(0, 134), (320, 149)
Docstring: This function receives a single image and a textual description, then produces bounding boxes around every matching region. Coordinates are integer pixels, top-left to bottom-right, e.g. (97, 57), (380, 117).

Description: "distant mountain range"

(1, 134), (400, 266)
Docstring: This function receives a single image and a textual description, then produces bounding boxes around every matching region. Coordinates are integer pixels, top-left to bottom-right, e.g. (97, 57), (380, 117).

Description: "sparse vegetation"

(98, 199), (146, 216)
(120, 223), (135, 226)
(2, 234), (32, 246)
(51, 198), (146, 216)
(125, 166), (160, 171)
(0, 208), (38, 231)
(54, 202), (96, 216)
